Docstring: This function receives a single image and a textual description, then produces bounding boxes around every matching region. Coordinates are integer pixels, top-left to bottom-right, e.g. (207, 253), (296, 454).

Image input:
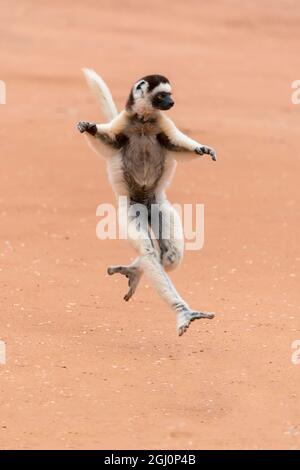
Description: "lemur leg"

(150, 200), (214, 335)
(150, 199), (184, 272)
(125, 203), (214, 336)
(107, 200), (183, 301)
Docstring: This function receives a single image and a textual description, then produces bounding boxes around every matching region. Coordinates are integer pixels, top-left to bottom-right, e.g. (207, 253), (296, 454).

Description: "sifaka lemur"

(77, 69), (216, 336)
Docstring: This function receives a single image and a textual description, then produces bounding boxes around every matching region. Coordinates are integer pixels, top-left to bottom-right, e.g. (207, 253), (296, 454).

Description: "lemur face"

(151, 90), (174, 110)
(126, 74), (174, 115)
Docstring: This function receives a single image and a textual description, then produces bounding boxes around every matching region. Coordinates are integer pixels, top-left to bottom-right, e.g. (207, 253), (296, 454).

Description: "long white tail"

(82, 68), (118, 122)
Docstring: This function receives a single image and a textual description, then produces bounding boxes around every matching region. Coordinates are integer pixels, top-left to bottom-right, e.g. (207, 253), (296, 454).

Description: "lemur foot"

(107, 265), (142, 301)
(195, 146), (217, 161)
(177, 310), (214, 336)
(77, 121), (97, 135)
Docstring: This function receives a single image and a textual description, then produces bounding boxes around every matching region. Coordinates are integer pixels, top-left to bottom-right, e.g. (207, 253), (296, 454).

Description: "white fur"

(133, 80), (149, 99)
(107, 153), (128, 197)
(96, 110), (128, 139)
(84, 133), (116, 159)
(124, 200), (186, 305)
(82, 68), (118, 121)
(158, 114), (202, 157)
(84, 110), (128, 160)
(151, 82), (172, 95)
(131, 96), (154, 118)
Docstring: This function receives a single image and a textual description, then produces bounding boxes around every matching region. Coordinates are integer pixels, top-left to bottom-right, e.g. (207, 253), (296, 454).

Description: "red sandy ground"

(0, 0), (300, 450)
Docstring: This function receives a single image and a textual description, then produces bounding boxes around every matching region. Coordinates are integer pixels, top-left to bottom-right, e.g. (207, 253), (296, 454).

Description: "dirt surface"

(1, 0), (300, 450)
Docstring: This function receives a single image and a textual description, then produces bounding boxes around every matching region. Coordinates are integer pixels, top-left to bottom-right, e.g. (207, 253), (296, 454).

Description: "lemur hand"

(77, 121), (97, 136)
(195, 146), (216, 161)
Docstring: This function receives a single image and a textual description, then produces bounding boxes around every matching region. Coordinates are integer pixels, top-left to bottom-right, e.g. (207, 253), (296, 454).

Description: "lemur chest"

(121, 122), (166, 201)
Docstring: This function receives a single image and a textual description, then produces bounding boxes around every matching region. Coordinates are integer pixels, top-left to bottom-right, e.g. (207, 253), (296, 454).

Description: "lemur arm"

(77, 110), (128, 152)
(158, 114), (216, 161)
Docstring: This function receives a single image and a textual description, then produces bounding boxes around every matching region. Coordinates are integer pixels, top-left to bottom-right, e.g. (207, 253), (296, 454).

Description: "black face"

(152, 91), (174, 110)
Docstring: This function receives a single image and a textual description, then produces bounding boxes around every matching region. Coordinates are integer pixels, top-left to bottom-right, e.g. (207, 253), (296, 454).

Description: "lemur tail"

(82, 68), (118, 122)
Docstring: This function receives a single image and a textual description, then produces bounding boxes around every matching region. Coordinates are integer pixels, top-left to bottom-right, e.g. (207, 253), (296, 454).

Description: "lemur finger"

(208, 149), (217, 161)
(195, 146), (215, 157)
(202, 146), (217, 161)
(77, 121), (87, 133)
(195, 147), (204, 155)
(77, 121), (97, 135)
(77, 121), (93, 133)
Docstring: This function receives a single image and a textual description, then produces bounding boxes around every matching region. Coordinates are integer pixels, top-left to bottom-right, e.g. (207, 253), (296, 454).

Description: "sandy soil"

(0, 0), (300, 450)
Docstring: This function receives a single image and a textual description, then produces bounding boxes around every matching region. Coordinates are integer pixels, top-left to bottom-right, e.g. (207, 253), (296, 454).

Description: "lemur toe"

(124, 289), (133, 302)
(107, 265), (142, 301)
(196, 311), (215, 319)
(177, 310), (215, 336)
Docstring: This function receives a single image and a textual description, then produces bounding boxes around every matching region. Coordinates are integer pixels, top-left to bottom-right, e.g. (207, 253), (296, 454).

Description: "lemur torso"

(105, 113), (177, 206)
(121, 115), (166, 205)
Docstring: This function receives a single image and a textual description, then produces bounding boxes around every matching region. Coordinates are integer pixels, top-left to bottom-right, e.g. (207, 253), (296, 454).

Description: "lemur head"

(126, 74), (174, 118)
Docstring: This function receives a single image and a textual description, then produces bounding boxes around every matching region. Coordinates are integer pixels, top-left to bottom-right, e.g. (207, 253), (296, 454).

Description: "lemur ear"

(133, 80), (148, 98)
